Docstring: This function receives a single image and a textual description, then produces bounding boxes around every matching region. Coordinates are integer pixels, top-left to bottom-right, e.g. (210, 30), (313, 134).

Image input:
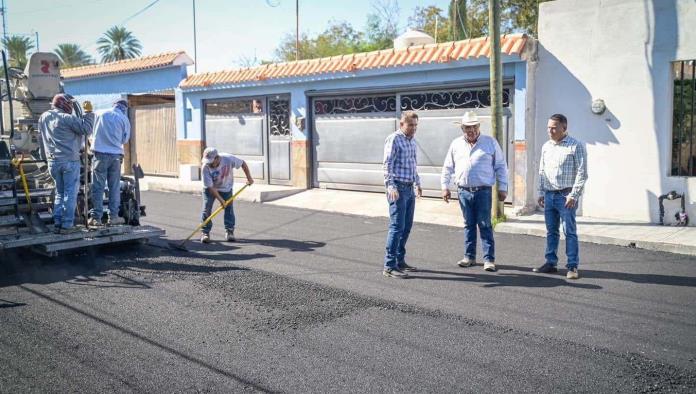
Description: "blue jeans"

(384, 182), (415, 269)
(201, 189), (235, 234)
(91, 152), (122, 220)
(458, 187), (495, 262)
(544, 191), (579, 268)
(48, 160), (81, 229)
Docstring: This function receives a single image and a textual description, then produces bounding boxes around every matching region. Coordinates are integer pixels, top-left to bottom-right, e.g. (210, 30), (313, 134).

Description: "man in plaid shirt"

(534, 114), (588, 279)
(382, 111), (422, 278)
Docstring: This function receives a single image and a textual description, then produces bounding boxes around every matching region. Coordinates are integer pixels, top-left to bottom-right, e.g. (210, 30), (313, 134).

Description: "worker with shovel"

(200, 147), (254, 243)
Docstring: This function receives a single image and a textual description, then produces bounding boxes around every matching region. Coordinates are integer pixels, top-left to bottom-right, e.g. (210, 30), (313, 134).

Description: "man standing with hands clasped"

(382, 111), (422, 279)
(441, 111), (508, 272)
(534, 114), (588, 280)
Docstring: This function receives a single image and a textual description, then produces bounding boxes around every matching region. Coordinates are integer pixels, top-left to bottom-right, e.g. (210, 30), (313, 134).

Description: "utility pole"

(489, 0), (504, 219)
(192, 0), (198, 73)
(295, 0), (299, 61)
(35, 31), (39, 51)
(1, 0), (7, 43)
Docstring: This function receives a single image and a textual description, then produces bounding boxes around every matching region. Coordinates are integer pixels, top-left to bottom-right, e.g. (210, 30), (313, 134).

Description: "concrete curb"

(141, 181), (304, 203)
(495, 223), (696, 257)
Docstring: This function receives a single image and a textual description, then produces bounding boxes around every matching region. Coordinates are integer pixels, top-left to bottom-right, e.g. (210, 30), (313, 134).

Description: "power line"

(121, 0), (162, 26)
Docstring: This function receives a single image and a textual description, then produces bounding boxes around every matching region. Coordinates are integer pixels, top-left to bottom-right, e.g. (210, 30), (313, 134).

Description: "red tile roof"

(61, 51), (193, 80)
(181, 34), (528, 89)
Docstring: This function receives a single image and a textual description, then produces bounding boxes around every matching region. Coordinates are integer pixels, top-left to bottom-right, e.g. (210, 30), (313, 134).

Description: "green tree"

(97, 26), (142, 62)
(54, 43), (93, 68)
(362, 0), (400, 51)
(2, 35), (34, 69)
(449, 0), (469, 40)
(275, 20), (365, 62)
(449, 0), (550, 39)
(505, 0), (550, 37)
(408, 6), (450, 43)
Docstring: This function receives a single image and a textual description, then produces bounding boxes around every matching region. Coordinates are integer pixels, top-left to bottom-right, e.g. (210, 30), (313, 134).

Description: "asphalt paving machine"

(0, 51), (164, 257)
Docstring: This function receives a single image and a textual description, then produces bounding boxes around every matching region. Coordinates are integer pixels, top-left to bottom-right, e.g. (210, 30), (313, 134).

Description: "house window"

(671, 60), (696, 176)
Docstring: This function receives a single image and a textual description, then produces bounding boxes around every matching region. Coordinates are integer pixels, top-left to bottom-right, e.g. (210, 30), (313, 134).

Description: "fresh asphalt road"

(1, 190), (695, 393)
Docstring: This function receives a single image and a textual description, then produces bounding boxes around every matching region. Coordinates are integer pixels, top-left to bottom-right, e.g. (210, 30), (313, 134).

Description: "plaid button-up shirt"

(383, 130), (420, 189)
(538, 135), (588, 199)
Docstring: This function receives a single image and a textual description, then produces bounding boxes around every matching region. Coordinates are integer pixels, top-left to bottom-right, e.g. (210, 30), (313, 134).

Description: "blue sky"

(7, 0), (450, 73)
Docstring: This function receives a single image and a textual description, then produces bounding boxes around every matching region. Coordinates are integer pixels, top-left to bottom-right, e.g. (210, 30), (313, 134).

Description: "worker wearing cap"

(38, 94), (95, 234)
(441, 111), (508, 272)
(89, 99), (130, 226)
(200, 147), (254, 243)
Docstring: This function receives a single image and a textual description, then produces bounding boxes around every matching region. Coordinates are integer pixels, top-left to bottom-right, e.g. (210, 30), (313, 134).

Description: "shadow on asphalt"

(234, 238), (326, 252)
(0, 298), (27, 308)
(411, 268), (603, 289)
(0, 240), (273, 289)
(497, 265), (696, 288)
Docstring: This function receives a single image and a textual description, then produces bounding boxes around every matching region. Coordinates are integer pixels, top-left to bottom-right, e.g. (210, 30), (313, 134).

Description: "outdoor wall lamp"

(591, 98), (606, 115)
(294, 115), (306, 131)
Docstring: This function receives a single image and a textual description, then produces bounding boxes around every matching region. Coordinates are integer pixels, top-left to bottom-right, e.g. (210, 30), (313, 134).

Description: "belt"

(548, 187), (572, 194)
(458, 185), (491, 192)
(394, 180), (414, 187)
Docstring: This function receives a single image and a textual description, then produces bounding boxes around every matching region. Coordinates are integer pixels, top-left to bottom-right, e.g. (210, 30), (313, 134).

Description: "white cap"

(201, 147), (218, 165)
(454, 111), (480, 126)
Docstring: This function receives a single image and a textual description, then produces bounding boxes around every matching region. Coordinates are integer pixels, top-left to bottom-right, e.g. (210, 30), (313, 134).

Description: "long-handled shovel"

(169, 184), (249, 251)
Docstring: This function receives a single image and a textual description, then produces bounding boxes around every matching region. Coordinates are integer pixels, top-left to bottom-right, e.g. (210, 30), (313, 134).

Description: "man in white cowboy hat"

(441, 111), (508, 272)
(200, 147), (254, 244)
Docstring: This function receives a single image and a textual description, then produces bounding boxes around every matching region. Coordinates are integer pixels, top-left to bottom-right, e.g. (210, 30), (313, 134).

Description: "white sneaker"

(483, 261), (497, 272)
(200, 233), (210, 244)
(566, 268), (579, 279)
(457, 258), (476, 267)
(383, 268), (409, 279)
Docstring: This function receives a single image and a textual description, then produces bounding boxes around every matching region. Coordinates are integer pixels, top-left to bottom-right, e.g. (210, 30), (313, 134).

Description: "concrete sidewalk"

(495, 213), (696, 256)
(140, 176), (304, 203)
(143, 177), (696, 256)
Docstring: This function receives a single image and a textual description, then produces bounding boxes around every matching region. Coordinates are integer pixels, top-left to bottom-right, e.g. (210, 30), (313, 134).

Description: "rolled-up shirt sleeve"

(538, 145), (546, 197)
(441, 142), (455, 189)
(383, 135), (397, 189)
(570, 143), (588, 199)
(493, 139), (508, 192)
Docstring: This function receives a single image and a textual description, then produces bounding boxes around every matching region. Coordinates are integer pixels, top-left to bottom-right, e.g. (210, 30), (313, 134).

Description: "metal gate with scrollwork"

(311, 85), (514, 199)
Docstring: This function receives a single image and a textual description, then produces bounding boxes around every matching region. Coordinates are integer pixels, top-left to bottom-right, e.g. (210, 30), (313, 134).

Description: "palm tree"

(2, 35), (35, 69)
(96, 26), (143, 62)
(54, 43), (93, 68)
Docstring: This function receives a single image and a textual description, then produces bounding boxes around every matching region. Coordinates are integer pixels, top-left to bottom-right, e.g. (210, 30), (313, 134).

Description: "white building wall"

(535, 0), (696, 224)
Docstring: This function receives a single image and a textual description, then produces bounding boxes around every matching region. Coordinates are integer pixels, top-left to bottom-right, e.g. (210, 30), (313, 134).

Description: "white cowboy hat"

(453, 111), (481, 126)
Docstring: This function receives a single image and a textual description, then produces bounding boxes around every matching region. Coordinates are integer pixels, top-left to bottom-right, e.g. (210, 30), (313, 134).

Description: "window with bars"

(671, 60), (696, 176)
(400, 88), (510, 111)
(313, 95), (397, 115)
